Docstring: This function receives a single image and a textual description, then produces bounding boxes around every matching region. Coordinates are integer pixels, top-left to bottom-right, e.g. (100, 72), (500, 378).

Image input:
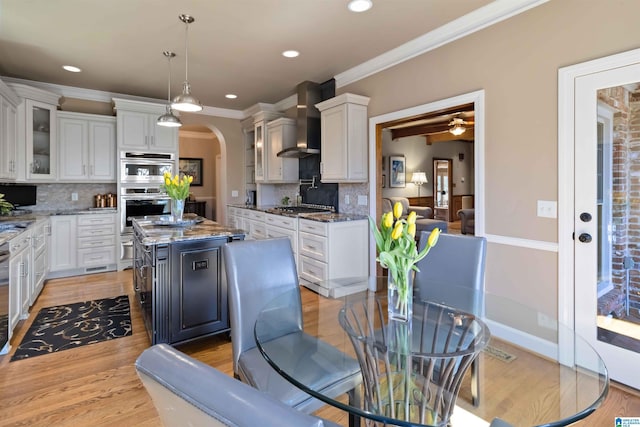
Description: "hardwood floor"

(1, 271), (640, 426)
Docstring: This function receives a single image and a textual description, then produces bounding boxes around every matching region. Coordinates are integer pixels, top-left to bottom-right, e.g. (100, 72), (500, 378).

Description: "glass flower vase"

(387, 268), (413, 322)
(171, 198), (185, 222)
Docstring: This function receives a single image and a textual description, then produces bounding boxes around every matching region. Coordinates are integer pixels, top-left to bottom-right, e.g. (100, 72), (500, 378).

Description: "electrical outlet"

(537, 200), (557, 218)
(344, 195), (350, 204)
(71, 192), (78, 201)
(231, 190), (239, 198)
(358, 195), (368, 206)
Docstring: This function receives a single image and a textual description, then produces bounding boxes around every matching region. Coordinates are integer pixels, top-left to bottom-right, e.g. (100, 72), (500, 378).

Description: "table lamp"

(411, 171), (428, 197)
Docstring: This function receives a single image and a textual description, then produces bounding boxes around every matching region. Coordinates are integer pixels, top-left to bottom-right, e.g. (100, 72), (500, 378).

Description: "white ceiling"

(1, 0), (528, 112)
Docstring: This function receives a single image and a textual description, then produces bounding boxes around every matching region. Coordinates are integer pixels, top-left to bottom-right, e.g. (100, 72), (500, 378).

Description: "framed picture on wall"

(389, 155), (405, 187)
(179, 158), (203, 186)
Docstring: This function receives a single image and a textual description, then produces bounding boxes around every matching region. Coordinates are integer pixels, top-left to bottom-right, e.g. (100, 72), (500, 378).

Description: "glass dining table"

(254, 277), (610, 427)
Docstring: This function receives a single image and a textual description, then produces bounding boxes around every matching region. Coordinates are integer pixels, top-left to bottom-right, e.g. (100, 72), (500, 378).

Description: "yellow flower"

(393, 202), (403, 219)
(161, 173), (193, 200)
(407, 223), (416, 238)
(427, 227), (441, 248)
(391, 222), (403, 240)
(407, 211), (417, 224)
(382, 212), (393, 229)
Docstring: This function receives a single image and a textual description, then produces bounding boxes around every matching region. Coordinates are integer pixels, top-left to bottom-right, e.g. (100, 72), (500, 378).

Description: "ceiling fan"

(448, 116), (473, 136)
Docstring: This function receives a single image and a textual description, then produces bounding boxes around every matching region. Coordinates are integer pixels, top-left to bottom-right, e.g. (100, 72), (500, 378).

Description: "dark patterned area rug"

(11, 295), (132, 361)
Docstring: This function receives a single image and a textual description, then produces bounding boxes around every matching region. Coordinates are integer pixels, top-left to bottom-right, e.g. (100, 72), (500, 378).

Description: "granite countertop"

(228, 204), (367, 223)
(133, 215), (245, 246)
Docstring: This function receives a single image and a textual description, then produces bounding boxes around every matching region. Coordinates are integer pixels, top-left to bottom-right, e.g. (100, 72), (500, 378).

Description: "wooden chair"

(414, 232), (488, 406)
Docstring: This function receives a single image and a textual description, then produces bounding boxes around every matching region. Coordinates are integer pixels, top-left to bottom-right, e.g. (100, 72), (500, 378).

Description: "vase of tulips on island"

(369, 202), (441, 322)
(162, 171), (193, 222)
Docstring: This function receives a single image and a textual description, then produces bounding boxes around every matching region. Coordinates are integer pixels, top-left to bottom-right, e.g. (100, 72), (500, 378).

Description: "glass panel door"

(575, 64), (640, 389)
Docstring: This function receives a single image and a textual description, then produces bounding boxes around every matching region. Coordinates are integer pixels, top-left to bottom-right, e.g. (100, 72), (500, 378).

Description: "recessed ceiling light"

(62, 65), (82, 73)
(348, 0), (372, 12)
(282, 50), (299, 58)
(225, 94), (237, 99)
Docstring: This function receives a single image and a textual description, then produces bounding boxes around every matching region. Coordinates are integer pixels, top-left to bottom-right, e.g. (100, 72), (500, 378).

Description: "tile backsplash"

(30, 183), (117, 211)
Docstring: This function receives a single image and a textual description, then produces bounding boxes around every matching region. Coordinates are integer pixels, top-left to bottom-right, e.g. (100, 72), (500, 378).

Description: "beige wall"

(178, 132), (220, 219)
(340, 0), (640, 330)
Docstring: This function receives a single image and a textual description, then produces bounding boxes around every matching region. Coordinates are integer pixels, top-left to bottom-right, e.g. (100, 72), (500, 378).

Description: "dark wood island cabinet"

(132, 216), (244, 345)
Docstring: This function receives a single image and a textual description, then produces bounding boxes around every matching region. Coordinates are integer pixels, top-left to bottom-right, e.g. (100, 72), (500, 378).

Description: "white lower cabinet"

(9, 229), (31, 327)
(226, 206), (369, 295)
(264, 213), (298, 266)
(298, 218), (368, 297)
(30, 218), (49, 305)
(49, 215), (77, 273)
(49, 213), (117, 278)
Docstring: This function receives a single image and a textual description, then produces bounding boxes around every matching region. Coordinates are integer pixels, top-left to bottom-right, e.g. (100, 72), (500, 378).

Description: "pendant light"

(157, 51), (182, 127)
(171, 14), (203, 112)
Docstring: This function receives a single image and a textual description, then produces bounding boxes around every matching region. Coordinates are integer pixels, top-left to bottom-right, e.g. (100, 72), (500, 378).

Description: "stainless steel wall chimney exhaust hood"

(277, 81), (322, 158)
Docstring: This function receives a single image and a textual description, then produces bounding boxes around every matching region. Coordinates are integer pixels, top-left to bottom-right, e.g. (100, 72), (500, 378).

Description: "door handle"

(578, 233), (592, 243)
(580, 212), (592, 222)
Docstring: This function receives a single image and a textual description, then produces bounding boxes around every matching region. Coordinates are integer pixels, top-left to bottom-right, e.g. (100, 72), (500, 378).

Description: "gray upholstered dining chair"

(223, 237), (362, 423)
(135, 344), (341, 427)
(414, 232), (488, 406)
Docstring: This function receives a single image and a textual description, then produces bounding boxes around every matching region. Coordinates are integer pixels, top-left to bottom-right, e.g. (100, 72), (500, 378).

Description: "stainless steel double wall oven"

(119, 152), (175, 269)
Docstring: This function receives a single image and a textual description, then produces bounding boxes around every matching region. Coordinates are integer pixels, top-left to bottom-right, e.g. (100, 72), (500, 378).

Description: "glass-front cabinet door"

(254, 122), (265, 182)
(26, 99), (57, 180)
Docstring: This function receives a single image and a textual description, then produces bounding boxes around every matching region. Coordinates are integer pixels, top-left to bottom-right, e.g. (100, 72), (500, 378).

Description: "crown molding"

(274, 93), (297, 111)
(335, 0), (550, 88)
(1, 76), (245, 119)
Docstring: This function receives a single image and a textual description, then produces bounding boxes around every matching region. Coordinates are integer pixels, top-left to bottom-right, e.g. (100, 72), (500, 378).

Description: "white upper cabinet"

(316, 93), (370, 183)
(8, 83), (61, 182)
(0, 80), (19, 180)
(58, 111), (116, 181)
(114, 98), (178, 153)
(253, 111), (283, 183)
(266, 118), (298, 183)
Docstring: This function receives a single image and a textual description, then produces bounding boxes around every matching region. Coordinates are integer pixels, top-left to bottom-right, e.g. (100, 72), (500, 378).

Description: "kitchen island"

(132, 215), (244, 345)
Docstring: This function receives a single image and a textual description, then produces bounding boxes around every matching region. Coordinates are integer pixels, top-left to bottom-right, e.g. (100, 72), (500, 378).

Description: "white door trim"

(558, 48), (640, 336)
(368, 90), (485, 281)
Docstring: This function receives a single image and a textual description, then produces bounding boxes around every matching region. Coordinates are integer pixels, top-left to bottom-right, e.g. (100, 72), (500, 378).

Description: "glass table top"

(254, 279), (609, 427)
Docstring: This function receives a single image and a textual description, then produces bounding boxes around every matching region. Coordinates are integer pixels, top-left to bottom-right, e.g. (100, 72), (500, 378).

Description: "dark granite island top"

(132, 215), (245, 246)
(131, 215), (245, 346)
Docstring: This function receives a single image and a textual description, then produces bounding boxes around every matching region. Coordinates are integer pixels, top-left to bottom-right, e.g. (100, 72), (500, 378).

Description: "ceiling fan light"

(449, 124), (466, 136)
(172, 82), (203, 112)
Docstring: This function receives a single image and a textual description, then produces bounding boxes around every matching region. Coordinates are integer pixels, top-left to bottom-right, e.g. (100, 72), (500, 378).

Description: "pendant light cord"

(167, 55), (172, 103)
(184, 21), (189, 83)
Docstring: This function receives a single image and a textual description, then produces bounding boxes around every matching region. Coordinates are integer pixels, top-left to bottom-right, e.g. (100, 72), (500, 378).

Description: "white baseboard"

(485, 318), (558, 361)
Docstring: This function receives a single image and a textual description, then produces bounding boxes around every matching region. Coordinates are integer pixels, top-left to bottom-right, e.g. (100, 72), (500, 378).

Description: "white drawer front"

(299, 255), (328, 284)
(78, 247), (116, 266)
(299, 219), (327, 236)
(265, 225), (297, 253)
(77, 235), (117, 249)
(77, 214), (115, 227)
(77, 223), (116, 237)
(248, 210), (265, 221)
(264, 213), (297, 230)
(299, 231), (327, 262)
(238, 208), (251, 218)
(250, 221), (266, 240)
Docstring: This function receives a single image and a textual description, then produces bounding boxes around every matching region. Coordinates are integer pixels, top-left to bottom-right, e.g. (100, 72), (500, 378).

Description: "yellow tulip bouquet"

(369, 201), (441, 320)
(161, 171), (193, 200)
